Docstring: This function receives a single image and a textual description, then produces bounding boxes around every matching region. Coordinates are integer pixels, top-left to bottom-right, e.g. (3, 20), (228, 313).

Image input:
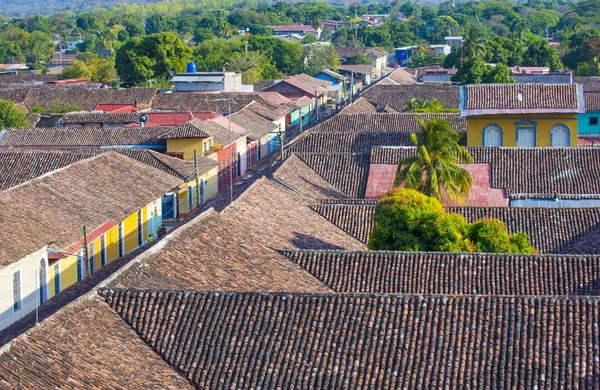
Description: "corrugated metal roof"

(172, 75), (224, 83)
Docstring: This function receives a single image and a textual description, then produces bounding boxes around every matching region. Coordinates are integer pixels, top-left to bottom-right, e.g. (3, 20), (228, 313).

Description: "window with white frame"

(12, 269), (22, 312)
(482, 124), (502, 147)
(551, 124), (570, 147)
(137, 209), (143, 247)
(77, 255), (85, 281)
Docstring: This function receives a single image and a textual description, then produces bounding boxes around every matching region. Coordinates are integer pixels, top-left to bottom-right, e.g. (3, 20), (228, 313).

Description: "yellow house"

(461, 84), (585, 147)
(0, 152), (187, 332)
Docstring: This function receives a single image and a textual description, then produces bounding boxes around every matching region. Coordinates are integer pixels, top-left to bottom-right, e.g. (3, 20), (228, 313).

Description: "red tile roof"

(462, 83), (584, 115)
(94, 104), (139, 113)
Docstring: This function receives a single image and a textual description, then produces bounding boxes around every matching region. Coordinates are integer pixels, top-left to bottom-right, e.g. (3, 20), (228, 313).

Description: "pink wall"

(365, 163), (508, 207)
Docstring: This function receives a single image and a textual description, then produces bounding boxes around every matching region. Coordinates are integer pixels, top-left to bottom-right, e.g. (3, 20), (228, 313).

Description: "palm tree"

(404, 98), (425, 112)
(395, 118), (473, 204)
(462, 27), (485, 59)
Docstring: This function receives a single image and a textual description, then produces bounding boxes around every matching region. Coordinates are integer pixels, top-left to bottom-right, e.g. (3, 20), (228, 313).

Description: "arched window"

(39, 258), (47, 304)
(483, 124), (503, 147)
(551, 124), (570, 147)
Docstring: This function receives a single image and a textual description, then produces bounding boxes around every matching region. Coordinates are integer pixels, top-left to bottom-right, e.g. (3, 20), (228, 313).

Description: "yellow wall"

(123, 212), (139, 254)
(59, 255), (78, 292)
(106, 226), (119, 263)
(178, 187), (190, 214)
(466, 114), (578, 147)
(46, 200), (157, 299)
(166, 137), (211, 160)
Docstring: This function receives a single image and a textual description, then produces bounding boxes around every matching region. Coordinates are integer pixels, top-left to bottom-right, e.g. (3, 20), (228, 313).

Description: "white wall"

(0, 247), (48, 332)
(235, 137), (248, 176)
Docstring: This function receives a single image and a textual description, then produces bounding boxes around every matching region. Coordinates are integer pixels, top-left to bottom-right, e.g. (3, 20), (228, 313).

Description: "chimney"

(134, 98), (138, 108)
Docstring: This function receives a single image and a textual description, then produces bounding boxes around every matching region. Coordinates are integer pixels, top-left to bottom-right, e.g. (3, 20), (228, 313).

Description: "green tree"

(522, 39), (563, 70)
(405, 98), (460, 113)
(452, 58), (488, 84)
(399, 1), (418, 17)
(226, 51), (283, 83)
(116, 32), (192, 86)
(0, 99), (30, 128)
(395, 119), (473, 204)
(463, 27), (486, 59)
(483, 63), (515, 83)
(368, 188), (536, 254)
(301, 44), (339, 75)
(346, 52), (373, 65)
(368, 188), (472, 252)
(468, 219), (535, 254)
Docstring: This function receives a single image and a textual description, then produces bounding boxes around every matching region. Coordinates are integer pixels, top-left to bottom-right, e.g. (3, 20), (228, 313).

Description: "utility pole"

(193, 150), (201, 208)
(299, 109), (303, 133)
(82, 225), (90, 277)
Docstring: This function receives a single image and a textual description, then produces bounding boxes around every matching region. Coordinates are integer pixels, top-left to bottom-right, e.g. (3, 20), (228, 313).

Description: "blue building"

(395, 47), (415, 67)
(314, 69), (347, 104)
(579, 92), (600, 134)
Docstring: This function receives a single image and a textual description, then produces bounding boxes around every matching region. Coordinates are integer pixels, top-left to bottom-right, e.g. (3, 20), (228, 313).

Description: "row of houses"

(0, 77), (336, 331)
(0, 134), (599, 386)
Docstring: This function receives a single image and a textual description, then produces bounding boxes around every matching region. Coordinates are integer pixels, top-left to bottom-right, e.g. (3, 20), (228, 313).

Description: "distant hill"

(1, 0), (165, 17)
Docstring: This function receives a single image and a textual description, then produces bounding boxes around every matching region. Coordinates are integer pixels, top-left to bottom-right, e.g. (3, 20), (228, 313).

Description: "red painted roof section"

(50, 78), (89, 84)
(365, 163), (508, 206)
(62, 220), (119, 254)
(124, 112), (216, 127)
(95, 104), (140, 113)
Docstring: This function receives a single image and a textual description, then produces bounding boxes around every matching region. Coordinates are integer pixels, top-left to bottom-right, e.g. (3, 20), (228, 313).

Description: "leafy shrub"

(368, 188), (536, 254)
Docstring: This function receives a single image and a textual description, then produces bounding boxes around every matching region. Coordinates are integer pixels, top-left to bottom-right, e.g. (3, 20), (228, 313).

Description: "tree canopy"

(115, 32), (192, 86)
(368, 188), (536, 254)
(0, 99), (30, 128)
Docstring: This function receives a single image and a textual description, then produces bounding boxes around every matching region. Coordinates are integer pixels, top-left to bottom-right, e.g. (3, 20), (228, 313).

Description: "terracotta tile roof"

(311, 200), (600, 254)
(282, 249), (600, 295)
(156, 118), (211, 139)
(0, 152), (183, 267)
(101, 289), (600, 388)
(294, 153), (370, 198)
(361, 84), (460, 111)
(94, 103), (139, 113)
(338, 97), (377, 114)
(272, 154), (348, 199)
(337, 64), (375, 74)
(293, 73), (333, 89)
(0, 295), (194, 389)
(246, 100), (293, 121)
(228, 107), (278, 139)
(372, 146), (600, 199)
(150, 92), (259, 113)
(108, 178), (364, 291)
(574, 76), (600, 92)
(0, 74), (58, 86)
(288, 132), (417, 154)
(336, 47), (388, 59)
(584, 92), (600, 111)
(379, 67), (417, 85)
(310, 113), (466, 133)
(0, 149), (96, 190)
(0, 88), (30, 104)
(276, 76), (327, 96)
(56, 112), (142, 125)
(462, 84), (583, 114)
(23, 88), (157, 111)
(0, 149), (208, 190)
(0, 126), (168, 147)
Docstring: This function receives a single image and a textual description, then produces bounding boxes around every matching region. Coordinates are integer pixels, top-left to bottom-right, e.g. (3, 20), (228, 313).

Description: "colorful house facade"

(579, 92), (600, 135)
(460, 84), (584, 147)
(0, 152), (186, 331)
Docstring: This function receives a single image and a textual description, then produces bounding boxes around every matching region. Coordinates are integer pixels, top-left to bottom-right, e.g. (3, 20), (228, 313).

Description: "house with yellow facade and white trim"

(0, 151), (214, 332)
(460, 84), (585, 147)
